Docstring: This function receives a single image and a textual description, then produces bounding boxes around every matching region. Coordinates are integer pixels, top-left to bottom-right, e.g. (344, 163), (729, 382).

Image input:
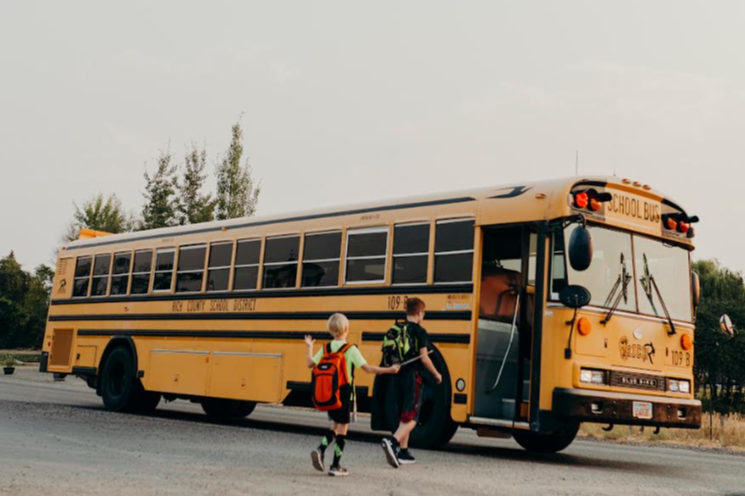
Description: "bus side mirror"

(692, 271), (700, 310)
(568, 225), (593, 271)
(720, 314), (736, 338)
(559, 285), (592, 309)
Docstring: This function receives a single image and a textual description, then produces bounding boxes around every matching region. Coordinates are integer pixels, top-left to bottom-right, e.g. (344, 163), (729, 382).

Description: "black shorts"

(327, 385), (352, 424)
(396, 370), (423, 423)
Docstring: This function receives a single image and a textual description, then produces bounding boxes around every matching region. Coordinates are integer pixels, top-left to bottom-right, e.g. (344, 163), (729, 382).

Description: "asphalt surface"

(1, 367), (743, 495)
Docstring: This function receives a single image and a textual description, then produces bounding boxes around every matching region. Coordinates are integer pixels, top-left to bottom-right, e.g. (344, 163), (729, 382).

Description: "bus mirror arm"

(564, 306), (579, 359)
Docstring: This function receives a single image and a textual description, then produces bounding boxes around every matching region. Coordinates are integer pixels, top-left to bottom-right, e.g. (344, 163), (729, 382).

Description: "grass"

(0, 350), (41, 364)
(580, 413), (745, 451)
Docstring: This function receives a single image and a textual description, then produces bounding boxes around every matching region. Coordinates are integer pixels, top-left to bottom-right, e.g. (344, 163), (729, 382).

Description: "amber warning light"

(662, 214), (699, 238)
(572, 189), (612, 212)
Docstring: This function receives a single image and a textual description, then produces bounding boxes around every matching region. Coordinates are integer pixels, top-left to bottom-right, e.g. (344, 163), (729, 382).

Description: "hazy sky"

(2, 1), (744, 273)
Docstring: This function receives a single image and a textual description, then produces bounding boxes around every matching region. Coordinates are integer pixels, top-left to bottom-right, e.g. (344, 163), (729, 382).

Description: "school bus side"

(43, 183), (548, 445)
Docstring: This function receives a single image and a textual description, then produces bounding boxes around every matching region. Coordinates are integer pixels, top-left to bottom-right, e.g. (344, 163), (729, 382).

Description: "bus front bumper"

(553, 388), (702, 429)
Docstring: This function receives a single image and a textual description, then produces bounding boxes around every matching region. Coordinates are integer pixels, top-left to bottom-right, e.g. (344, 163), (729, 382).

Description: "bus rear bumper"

(553, 388), (702, 429)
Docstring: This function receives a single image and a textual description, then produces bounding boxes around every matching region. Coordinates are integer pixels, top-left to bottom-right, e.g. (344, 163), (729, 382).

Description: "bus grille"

(610, 371), (665, 392)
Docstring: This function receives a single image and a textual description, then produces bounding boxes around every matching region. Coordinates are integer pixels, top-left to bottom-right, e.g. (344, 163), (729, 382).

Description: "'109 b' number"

(387, 296), (410, 310)
(671, 350), (691, 367)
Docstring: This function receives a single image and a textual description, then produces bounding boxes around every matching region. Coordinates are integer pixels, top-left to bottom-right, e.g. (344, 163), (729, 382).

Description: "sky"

(1, 1), (744, 273)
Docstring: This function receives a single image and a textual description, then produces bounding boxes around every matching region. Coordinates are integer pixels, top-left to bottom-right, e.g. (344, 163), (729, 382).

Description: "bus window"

(110, 252), (132, 296)
(207, 242), (233, 292)
(72, 256), (93, 298)
(130, 250), (153, 294)
(392, 223), (430, 285)
(234, 239), (261, 290)
(634, 235), (692, 322)
(90, 254), (112, 297)
(302, 231), (341, 288)
(434, 219), (474, 283)
(550, 233), (568, 300)
(263, 236), (300, 289)
(345, 227), (388, 283)
(561, 225), (636, 312)
(153, 249), (176, 292)
(176, 245), (206, 293)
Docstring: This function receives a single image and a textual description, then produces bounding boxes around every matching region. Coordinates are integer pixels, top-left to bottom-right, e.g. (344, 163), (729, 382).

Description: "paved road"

(1, 367), (743, 495)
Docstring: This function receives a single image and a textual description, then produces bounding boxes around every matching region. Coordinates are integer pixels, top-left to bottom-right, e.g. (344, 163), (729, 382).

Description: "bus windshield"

(551, 225), (692, 322)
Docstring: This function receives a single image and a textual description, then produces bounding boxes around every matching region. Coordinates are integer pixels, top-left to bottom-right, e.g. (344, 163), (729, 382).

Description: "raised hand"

(304, 334), (315, 348)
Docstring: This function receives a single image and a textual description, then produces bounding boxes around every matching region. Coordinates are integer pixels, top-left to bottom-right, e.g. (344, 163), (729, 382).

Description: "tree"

(0, 254), (54, 349)
(693, 259), (745, 414)
(141, 150), (178, 230)
(215, 121), (261, 220)
(63, 194), (133, 242)
(175, 144), (216, 225)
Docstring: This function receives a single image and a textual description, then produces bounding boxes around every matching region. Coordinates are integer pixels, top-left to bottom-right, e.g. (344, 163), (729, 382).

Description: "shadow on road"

(64, 401), (677, 476)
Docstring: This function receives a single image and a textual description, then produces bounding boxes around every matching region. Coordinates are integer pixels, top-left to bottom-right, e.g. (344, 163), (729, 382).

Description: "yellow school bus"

(41, 175), (702, 452)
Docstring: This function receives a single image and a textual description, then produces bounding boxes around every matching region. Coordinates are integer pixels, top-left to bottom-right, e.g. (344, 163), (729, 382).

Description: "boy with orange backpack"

(305, 313), (399, 477)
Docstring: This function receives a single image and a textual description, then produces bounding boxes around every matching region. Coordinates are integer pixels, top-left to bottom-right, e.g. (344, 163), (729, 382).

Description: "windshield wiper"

(601, 253), (631, 325)
(640, 253), (677, 335)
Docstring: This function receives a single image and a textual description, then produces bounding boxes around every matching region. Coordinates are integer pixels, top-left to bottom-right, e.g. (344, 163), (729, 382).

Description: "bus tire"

(201, 398), (256, 419)
(100, 345), (158, 413)
(512, 425), (578, 453)
(405, 345), (459, 449)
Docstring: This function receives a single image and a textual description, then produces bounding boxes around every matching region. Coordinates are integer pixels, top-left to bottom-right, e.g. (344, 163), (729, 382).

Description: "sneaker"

(381, 437), (400, 468)
(397, 449), (416, 465)
(311, 449), (325, 472)
(328, 466), (349, 477)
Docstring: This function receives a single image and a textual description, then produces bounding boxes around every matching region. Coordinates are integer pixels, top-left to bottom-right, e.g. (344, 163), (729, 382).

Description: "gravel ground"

(1, 367), (744, 495)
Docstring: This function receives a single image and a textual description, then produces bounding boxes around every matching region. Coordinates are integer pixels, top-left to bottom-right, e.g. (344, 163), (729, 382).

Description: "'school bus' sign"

(603, 188), (662, 232)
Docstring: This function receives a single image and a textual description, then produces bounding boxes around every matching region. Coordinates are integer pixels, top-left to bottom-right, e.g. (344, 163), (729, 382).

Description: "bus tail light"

(577, 317), (592, 336)
(681, 333), (693, 351)
(664, 217), (677, 230)
(677, 221), (690, 234)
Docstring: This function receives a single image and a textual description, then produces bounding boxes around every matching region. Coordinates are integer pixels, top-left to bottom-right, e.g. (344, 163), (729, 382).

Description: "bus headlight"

(668, 379), (691, 394)
(580, 368), (607, 385)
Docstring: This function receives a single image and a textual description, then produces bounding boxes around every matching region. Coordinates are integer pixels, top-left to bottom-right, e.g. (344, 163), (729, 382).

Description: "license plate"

(633, 401), (653, 419)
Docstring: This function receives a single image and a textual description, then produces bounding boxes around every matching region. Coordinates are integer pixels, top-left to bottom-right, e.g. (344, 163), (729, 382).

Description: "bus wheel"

(512, 425), (579, 453)
(101, 346), (158, 413)
(201, 398), (256, 419)
(409, 345), (458, 449)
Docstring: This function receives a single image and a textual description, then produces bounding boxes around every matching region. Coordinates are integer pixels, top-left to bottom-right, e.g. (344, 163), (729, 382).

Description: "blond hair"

(327, 313), (349, 338)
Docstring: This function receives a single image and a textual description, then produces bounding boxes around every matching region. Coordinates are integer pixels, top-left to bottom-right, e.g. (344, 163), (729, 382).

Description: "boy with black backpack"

(305, 313), (399, 477)
(380, 297), (442, 467)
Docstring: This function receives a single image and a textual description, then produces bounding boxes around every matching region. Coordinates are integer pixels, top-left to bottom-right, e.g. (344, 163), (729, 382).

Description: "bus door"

(473, 225), (537, 423)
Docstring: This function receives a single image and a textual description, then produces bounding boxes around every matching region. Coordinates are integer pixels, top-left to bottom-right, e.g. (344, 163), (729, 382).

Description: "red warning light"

(574, 192), (589, 209)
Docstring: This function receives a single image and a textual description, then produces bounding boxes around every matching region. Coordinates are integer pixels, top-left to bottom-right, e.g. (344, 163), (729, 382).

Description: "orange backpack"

(311, 343), (354, 411)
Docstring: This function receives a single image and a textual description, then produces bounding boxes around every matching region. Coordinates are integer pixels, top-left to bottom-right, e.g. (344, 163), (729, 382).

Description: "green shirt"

(313, 340), (367, 381)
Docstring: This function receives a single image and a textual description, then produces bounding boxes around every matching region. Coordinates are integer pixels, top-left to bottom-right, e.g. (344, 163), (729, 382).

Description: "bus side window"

(90, 254), (112, 297)
(234, 239), (261, 290)
(207, 241), (233, 292)
(345, 227), (388, 284)
(302, 231), (342, 288)
(392, 223), (430, 285)
(153, 248), (176, 292)
(434, 219), (474, 283)
(72, 256), (93, 298)
(263, 236), (300, 289)
(176, 245), (207, 293)
(131, 250), (153, 294)
(110, 252), (132, 296)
